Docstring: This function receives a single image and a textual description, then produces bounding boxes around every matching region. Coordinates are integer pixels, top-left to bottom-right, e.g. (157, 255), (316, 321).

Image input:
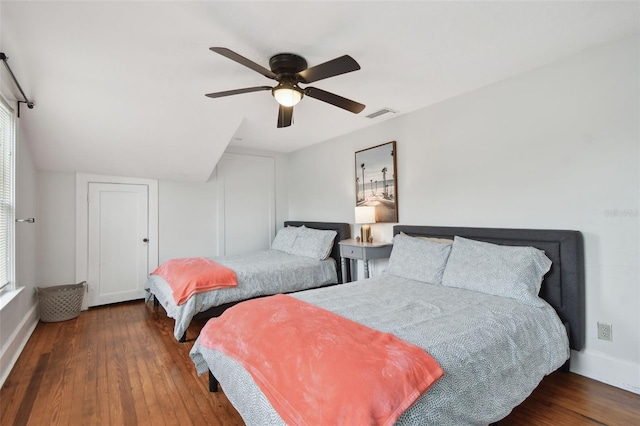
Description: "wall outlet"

(597, 322), (612, 341)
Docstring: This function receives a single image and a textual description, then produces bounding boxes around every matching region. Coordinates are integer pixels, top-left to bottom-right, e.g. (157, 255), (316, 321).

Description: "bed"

(146, 221), (351, 341)
(189, 225), (585, 425)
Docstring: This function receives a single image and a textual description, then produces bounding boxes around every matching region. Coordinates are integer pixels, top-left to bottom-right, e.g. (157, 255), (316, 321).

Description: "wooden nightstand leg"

(350, 259), (357, 281)
(340, 257), (348, 283)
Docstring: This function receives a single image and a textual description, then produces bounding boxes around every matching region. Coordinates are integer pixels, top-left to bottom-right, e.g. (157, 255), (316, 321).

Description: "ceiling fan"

(205, 47), (366, 128)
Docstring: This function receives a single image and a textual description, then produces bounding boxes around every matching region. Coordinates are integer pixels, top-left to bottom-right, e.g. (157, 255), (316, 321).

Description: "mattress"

(146, 249), (337, 340)
(190, 274), (569, 425)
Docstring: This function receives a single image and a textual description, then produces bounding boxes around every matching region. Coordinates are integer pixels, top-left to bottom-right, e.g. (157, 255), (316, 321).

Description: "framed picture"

(354, 141), (398, 223)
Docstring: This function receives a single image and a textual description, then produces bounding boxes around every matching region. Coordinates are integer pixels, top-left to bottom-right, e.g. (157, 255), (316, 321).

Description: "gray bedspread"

(190, 275), (569, 425)
(146, 250), (337, 340)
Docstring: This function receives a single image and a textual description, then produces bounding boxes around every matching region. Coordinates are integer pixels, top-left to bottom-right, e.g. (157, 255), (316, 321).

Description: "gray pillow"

(271, 226), (299, 253)
(290, 226), (337, 260)
(441, 236), (552, 307)
(385, 233), (452, 284)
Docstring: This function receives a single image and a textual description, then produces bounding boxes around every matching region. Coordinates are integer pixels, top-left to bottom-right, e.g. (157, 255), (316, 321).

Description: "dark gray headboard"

(285, 221), (351, 284)
(394, 225), (585, 351)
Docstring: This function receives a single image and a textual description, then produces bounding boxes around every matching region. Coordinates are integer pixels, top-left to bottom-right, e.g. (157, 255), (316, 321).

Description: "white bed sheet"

(190, 275), (569, 425)
(146, 250), (337, 340)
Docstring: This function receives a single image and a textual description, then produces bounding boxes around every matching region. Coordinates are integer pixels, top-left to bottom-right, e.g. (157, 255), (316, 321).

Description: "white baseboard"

(0, 303), (38, 388)
(571, 349), (640, 394)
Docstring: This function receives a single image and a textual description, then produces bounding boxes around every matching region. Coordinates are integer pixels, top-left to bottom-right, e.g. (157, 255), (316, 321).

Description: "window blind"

(0, 98), (15, 291)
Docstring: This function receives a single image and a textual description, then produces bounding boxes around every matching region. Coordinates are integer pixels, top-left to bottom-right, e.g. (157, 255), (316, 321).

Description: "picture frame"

(354, 141), (398, 223)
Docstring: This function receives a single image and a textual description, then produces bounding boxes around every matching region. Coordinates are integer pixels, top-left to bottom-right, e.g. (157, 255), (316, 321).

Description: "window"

(0, 97), (15, 293)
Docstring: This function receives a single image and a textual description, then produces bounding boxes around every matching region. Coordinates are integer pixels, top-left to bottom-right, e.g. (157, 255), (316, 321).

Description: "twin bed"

(146, 221), (351, 341)
(189, 225), (585, 425)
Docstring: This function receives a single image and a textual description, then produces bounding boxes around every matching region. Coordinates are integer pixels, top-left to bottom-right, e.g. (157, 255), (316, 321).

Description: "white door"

(217, 153), (275, 256)
(86, 183), (149, 306)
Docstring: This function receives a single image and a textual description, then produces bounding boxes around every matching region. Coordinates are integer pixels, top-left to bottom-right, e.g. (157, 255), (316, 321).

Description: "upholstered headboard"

(285, 221), (351, 284)
(394, 225), (585, 351)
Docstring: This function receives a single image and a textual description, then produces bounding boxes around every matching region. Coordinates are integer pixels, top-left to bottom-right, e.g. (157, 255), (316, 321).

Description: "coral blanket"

(199, 294), (444, 426)
(151, 257), (237, 305)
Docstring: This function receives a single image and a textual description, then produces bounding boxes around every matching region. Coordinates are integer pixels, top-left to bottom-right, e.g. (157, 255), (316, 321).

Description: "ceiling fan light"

(272, 84), (303, 107)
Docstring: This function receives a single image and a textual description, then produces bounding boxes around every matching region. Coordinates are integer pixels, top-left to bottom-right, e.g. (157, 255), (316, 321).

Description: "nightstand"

(338, 239), (393, 283)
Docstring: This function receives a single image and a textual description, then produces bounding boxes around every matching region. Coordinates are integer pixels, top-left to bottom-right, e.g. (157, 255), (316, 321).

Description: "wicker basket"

(37, 282), (86, 322)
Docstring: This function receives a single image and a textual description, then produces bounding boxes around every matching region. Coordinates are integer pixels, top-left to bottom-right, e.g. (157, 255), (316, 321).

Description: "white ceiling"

(1, 1), (638, 182)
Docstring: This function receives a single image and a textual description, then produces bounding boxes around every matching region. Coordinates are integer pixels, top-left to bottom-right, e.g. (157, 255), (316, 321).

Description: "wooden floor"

(2, 301), (639, 426)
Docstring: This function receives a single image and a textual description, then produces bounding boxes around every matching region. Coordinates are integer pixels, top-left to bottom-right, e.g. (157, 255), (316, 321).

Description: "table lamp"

(354, 206), (376, 243)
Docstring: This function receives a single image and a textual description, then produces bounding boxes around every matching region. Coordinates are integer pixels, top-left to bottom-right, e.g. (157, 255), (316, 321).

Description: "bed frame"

(187, 221), (351, 323)
(394, 225), (585, 352)
(208, 225), (585, 392)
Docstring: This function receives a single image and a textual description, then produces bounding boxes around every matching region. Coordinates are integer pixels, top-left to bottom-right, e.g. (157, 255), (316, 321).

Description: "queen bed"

(189, 225), (584, 425)
(146, 221), (351, 341)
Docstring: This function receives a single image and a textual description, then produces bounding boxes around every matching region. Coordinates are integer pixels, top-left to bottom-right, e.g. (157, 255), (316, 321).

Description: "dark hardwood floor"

(2, 300), (639, 425)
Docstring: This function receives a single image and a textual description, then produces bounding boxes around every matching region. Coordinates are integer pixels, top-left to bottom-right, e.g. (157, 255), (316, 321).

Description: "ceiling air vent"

(366, 108), (397, 119)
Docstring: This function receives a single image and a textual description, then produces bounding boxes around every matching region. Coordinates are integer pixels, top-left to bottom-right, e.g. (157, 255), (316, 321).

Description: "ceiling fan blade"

(304, 87), (365, 114)
(296, 55), (361, 84)
(210, 47), (277, 80)
(205, 86), (272, 98)
(277, 105), (293, 128)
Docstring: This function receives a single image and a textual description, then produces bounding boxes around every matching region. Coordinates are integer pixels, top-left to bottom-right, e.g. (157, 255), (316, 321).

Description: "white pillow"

(290, 226), (337, 260)
(385, 233), (452, 284)
(441, 236), (552, 307)
(271, 226), (299, 253)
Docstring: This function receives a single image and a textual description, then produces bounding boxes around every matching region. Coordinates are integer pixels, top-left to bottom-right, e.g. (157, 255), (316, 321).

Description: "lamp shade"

(354, 206), (376, 224)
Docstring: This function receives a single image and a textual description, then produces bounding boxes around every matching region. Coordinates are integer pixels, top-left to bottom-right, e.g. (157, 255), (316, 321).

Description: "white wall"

(157, 147), (289, 263)
(158, 178), (218, 262)
(37, 172), (76, 285)
(35, 148), (289, 283)
(288, 36), (640, 393)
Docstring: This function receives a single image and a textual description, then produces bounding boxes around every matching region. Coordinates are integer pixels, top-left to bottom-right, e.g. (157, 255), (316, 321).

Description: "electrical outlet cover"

(597, 322), (612, 341)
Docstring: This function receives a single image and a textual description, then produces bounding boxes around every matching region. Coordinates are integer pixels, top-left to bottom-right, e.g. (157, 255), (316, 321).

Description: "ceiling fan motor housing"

(269, 53), (308, 77)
